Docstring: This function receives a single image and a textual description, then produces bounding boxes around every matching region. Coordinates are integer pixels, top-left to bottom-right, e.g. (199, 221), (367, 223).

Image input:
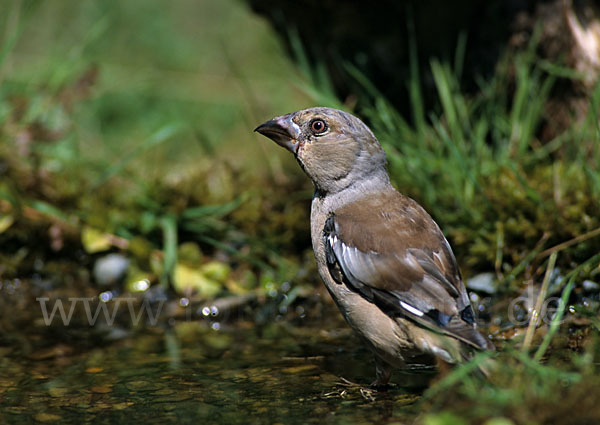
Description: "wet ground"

(1, 271), (598, 425)
(0, 301), (432, 425)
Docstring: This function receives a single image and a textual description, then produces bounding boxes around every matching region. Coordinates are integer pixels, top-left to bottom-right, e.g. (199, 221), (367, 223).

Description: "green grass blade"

(159, 213), (177, 289)
(534, 252), (600, 361)
(424, 351), (494, 398)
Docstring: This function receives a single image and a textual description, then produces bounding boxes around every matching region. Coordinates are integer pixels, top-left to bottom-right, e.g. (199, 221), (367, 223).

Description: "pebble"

(583, 280), (599, 292)
(466, 272), (497, 294)
(93, 254), (130, 287)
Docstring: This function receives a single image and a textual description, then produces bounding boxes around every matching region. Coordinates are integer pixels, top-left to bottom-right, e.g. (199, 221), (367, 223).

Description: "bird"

(255, 107), (494, 386)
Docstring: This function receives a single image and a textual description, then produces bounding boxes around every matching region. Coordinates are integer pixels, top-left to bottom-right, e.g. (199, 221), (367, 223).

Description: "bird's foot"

(323, 377), (381, 401)
(359, 387), (377, 401)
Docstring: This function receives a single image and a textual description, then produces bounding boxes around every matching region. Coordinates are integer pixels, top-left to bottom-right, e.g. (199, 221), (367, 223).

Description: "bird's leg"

(370, 356), (393, 388)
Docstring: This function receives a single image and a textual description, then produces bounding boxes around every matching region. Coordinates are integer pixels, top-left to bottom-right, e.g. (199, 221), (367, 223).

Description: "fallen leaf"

(34, 413), (62, 422)
(48, 387), (68, 398)
(0, 215), (14, 233)
(173, 264), (221, 297)
(113, 402), (134, 410)
(28, 344), (74, 360)
(90, 386), (112, 394)
(125, 380), (160, 391)
(281, 365), (319, 374)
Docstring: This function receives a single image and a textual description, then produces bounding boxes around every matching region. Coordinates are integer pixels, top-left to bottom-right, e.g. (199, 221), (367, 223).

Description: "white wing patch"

(327, 234), (337, 248)
(399, 301), (424, 317)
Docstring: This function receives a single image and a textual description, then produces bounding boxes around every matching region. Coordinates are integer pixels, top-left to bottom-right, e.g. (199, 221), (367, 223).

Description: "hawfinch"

(255, 107), (494, 385)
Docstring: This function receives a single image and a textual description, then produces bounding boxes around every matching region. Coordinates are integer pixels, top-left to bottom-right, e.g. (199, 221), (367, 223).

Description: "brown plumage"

(255, 107), (494, 385)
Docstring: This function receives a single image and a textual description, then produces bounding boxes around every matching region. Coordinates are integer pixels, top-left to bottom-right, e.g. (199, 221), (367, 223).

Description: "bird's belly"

(317, 264), (416, 366)
(311, 197), (416, 367)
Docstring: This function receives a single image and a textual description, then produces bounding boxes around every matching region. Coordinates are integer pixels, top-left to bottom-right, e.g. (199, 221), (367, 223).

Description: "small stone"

(583, 280), (600, 292)
(93, 254), (130, 287)
(466, 272), (497, 294)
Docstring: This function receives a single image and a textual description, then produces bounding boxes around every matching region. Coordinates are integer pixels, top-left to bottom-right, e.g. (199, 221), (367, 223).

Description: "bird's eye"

(310, 119), (327, 134)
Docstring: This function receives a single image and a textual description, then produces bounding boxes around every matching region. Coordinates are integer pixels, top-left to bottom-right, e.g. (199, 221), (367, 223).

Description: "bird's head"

(255, 107), (388, 194)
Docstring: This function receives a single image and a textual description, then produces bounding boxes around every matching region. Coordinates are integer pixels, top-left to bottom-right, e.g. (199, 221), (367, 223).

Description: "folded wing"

(323, 190), (493, 351)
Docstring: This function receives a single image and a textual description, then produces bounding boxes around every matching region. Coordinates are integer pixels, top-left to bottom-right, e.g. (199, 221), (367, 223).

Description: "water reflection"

(0, 315), (431, 424)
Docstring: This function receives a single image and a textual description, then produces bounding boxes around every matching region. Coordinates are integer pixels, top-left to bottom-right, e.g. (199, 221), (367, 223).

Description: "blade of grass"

(532, 273), (575, 362)
(521, 251), (558, 352)
(511, 349), (581, 382)
(424, 351), (494, 398)
(159, 214), (177, 289)
(505, 161), (542, 203)
(589, 82), (600, 139)
(431, 59), (465, 149)
(503, 233), (549, 285)
(534, 252), (600, 361)
(453, 31), (468, 82)
(538, 59), (586, 80)
(28, 199), (73, 223)
(537, 226), (600, 259)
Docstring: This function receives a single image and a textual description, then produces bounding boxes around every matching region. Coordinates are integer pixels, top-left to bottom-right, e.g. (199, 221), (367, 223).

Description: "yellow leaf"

(34, 413), (62, 422)
(0, 215), (14, 234)
(81, 226), (113, 253)
(200, 261), (231, 283)
(281, 365), (318, 374)
(173, 264), (221, 297)
(48, 387), (68, 397)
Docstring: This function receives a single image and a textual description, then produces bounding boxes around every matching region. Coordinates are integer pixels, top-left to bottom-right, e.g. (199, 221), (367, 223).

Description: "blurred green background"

(0, 0), (321, 296)
(2, 0), (312, 163)
(2, 0), (598, 295)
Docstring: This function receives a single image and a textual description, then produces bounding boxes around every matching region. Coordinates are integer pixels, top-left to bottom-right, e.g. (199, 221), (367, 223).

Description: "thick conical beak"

(254, 114), (301, 154)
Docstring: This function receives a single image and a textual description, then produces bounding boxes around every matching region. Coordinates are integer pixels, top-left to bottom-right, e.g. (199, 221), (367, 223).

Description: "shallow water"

(0, 307), (432, 424)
